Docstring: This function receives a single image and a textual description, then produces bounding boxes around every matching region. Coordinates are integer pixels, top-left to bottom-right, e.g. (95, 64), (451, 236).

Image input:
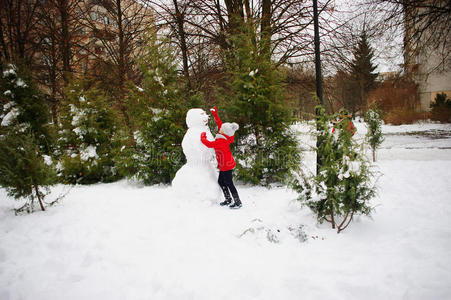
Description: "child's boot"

(229, 195), (242, 209)
(220, 198), (232, 206)
(220, 187), (232, 206)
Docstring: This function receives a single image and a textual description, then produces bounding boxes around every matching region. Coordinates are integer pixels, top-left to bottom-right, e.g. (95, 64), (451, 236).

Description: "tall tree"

(260, 0), (271, 58)
(36, 0), (84, 121)
(78, 0), (153, 133)
(153, 0), (316, 66)
(348, 31), (378, 114)
(147, 0), (193, 89)
(117, 34), (200, 184)
(172, 0), (191, 89)
(0, 0), (41, 65)
(221, 20), (301, 186)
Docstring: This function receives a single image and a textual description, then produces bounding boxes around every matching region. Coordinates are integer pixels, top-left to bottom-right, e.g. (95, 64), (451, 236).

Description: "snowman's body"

(172, 108), (221, 202)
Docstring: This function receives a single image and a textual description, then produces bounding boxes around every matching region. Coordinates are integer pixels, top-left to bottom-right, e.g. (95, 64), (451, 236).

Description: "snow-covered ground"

(1, 123), (451, 300)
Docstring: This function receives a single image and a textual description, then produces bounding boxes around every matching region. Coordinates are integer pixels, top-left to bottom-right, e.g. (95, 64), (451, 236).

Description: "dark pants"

(218, 170), (239, 201)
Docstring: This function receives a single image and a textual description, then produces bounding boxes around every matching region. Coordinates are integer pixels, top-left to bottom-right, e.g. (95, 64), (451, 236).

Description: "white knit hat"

(221, 122), (239, 136)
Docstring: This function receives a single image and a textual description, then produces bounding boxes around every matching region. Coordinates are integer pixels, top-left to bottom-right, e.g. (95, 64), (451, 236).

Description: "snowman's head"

(186, 108), (209, 128)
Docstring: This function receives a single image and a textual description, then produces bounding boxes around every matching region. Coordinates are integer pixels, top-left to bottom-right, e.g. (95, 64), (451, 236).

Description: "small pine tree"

(365, 107), (384, 162)
(221, 21), (301, 186)
(0, 132), (57, 212)
(348, 31), (379, 115)
(117, 34), (194, 184)
(57, 80), (124, 184)
(295, 106), (376, 233)
(0, 64), (57, 212)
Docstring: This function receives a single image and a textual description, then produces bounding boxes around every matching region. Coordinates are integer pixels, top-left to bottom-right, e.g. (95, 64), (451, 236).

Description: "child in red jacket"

(200, 107), (241, 209)
(331, 109), (356, 135)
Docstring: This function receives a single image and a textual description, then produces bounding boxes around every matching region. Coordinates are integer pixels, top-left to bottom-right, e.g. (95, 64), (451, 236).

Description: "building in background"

(0, 0), (153, 105)
(403, 0), (451, 111)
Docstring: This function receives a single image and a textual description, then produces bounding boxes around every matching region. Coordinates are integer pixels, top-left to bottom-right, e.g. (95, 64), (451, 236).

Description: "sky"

(332, 0), (404, 73)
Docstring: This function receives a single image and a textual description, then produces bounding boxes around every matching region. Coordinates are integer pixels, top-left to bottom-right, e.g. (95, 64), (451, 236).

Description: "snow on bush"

(295, 106), (377, 233)
(57, 81), (123, 184)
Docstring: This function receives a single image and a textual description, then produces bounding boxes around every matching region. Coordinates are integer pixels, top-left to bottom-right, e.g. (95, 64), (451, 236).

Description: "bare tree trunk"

(360, 78), (365, 113)
(337, 212), (349, 233)
(173, 0), (191, 89)
(78, 0), (151, 134)
(115, 0), (132, 133)
(116, 0), (125, 90)
(337, 212), (354, 233)
(36, 0), (80, 123)
(1, 0), (40, 65)
(58, 0), (71, 82)
(49, 37), (58, 122)
(260, 0), (271, 59)
(0, 18), (10, 61)
(330, 200), (335, 229)
(34, 183), (45, 211)
(16, 2), (25, 60)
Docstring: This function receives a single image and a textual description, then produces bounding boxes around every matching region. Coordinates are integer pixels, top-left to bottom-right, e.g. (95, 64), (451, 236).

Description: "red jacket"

(200, 109), (236, 171)
(332, 119), (356, 135)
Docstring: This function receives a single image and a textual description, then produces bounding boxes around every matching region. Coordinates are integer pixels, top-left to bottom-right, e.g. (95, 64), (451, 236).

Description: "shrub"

(430, 93), (451, 123)
(56, 80), (124, 184)
(365, 107), (384, 162)
(384, 109), (427, 125)
(295, 106), (377, 233)
(368, 77), (427, 124)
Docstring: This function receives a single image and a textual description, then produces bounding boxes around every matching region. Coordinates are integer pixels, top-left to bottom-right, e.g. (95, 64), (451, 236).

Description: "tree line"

(1, 0), (393, 121)
(1, 0), (449, 215)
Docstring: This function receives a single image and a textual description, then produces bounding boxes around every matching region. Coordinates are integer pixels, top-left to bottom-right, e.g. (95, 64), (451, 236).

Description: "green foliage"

(1, 64), (54, 152)
(295, 106), (376, 233)
(221, 22), (301, 186)
(119, 108), (186, 185)
(0, 64), (57, 211)
(0, 132), (57, 210)
(365, 107), (384, 161)
(117, 34), (194, 185)
(57, 80), (124, 184)
(350, 32), (378, 85)
(344, 31), (379, 115)
(430, 93), (451, 123)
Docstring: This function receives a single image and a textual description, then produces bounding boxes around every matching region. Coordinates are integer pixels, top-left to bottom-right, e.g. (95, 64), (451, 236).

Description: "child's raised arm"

(210, 107), (222, 131)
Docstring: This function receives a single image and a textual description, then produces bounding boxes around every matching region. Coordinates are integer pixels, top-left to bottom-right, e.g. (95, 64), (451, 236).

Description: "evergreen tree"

(365, 107), (384, 162)
(221, 21), (301, 186)
(295, 106), (376, 233)
(0, 64), (57, 212)
(1, 64), (54, 152)
(56, 79), (124, 184)
(348, 31), (379, 115)
(117, 34), (196, 184)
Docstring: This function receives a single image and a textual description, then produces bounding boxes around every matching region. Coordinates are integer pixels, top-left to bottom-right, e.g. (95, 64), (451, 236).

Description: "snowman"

(171, 108), (221, 202)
